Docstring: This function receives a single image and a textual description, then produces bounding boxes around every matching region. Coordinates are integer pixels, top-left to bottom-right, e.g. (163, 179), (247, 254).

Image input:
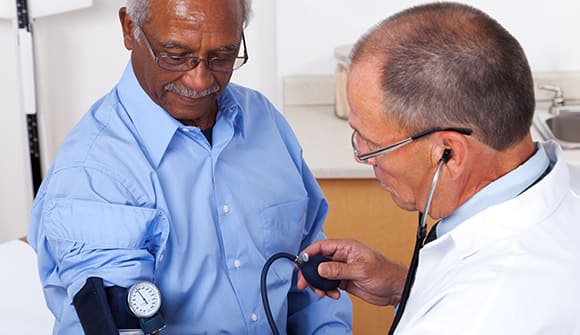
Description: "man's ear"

(431, 131), (469, 180)
(119, 7), (136, 51)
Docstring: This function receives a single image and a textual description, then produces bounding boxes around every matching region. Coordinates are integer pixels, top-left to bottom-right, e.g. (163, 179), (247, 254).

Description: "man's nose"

(180, 60), (216, 89)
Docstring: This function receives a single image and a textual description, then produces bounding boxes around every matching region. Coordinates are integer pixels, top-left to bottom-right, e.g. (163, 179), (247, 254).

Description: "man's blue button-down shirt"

(28, 63), (352, 334)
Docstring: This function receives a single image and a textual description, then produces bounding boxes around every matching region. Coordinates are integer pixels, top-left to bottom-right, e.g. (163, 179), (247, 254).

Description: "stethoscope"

(418, 148), (452, 242)
(388, 147), (452, 334)
(260, 148), (453, 335)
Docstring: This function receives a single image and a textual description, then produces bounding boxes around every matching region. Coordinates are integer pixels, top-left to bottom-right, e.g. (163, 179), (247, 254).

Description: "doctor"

(298, 2), (580, 334)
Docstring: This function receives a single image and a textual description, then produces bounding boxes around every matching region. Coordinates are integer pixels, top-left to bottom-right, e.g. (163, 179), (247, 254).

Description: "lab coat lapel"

(399, 142), (572, 331)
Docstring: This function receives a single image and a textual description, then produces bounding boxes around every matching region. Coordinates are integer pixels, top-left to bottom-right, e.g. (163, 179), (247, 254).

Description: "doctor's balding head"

(347, 2), (537, 217)
(348, 2), (535, 151)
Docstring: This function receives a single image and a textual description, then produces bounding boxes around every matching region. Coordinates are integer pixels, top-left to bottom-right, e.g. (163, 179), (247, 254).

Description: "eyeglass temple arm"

(410, 127), (473, 141)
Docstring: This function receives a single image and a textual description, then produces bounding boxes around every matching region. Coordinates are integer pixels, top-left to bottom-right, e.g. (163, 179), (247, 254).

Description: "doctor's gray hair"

(126, 0), (253, 34)
(350, 2), (534, 151)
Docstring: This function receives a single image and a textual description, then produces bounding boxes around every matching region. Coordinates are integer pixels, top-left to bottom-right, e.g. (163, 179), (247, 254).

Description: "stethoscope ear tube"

(441, 148), (452, 163)
(391, 148), (452, 335)
(419, 148), (450, 235)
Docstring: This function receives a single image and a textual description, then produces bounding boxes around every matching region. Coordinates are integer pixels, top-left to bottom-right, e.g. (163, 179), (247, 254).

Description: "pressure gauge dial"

(126, 281), (162, 318)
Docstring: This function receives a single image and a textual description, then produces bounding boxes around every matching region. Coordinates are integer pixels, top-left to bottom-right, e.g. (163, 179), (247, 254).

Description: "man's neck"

(435, 135), (536, 218)
(180, 104), (218, 130)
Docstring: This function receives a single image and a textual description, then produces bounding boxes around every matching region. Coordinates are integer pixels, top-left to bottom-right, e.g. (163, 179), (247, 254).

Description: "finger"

(296, 270), (308, 290)
(298, 266), (343, 300)
(301, 239), (351, 261)
(309, 284), (341, 300)
(300, 240), (325, 258)
(310, 286), (327, 298)
(297, 268), (331, 297)
(324, 289), (341, 300)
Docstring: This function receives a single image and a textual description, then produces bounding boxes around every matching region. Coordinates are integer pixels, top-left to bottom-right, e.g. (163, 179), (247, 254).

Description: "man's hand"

(297, 239), (407, 306)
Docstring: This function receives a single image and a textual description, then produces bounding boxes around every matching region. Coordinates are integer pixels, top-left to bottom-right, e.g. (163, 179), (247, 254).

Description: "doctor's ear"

(431, 135), (468, 179)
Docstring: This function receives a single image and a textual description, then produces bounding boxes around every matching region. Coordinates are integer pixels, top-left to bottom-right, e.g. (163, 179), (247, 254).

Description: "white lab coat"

(397, 141), (580, 334)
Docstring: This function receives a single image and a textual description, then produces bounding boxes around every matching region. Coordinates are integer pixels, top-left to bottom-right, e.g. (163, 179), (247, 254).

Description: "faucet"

(538, 84), (565, 114)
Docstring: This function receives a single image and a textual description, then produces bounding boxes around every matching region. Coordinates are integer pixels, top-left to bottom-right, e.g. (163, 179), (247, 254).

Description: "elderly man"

(299, 2), (580, 334)
(28, 0), (352, 334)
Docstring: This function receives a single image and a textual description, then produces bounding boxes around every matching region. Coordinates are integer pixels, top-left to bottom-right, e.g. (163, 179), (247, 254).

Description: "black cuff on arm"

(72, 277), (120, 335)
(106, 285), (140, 329)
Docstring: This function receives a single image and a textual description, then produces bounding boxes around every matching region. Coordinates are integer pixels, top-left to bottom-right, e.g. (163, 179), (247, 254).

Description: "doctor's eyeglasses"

(351, 127), (473, 162)
(136, 26), (249, 73)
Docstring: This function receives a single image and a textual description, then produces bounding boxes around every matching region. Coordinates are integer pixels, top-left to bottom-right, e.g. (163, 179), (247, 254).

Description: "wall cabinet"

(318, 178), (419, 335)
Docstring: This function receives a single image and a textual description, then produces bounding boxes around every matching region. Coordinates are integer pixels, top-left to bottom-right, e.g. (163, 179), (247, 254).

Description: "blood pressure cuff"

(73, 277), (118, 335)
(106, 285), (141, 329)
(73, 277), (139, 334)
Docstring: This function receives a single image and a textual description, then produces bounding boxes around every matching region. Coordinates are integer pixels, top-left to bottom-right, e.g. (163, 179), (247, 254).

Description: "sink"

(533, 106), (580, 149)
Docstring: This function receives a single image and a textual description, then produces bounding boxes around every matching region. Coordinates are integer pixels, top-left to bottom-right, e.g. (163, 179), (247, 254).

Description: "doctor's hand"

(297, 239), (408, 306)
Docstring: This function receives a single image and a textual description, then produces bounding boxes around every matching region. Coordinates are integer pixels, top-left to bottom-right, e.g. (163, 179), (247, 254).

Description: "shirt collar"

(216, 83), (245, 138)
(437, 142), (551, 237)
(116, 62), (245, 168)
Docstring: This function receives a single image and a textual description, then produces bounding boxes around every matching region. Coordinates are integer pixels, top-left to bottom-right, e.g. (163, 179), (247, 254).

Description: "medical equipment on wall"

(0, 1), (94, 240)
(1, 0), (93, 196)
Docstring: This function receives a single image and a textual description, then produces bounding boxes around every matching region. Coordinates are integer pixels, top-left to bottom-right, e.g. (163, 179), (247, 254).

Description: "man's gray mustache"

(164, 83), (220, 98)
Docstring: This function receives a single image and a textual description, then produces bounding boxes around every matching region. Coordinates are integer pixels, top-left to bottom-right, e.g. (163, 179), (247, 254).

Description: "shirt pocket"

(261, 198), (308, 256)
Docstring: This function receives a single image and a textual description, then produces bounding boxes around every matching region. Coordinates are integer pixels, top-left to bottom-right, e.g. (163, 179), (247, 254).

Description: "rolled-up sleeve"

(44, 198), (168, 300)
(30, 165), (169, 304)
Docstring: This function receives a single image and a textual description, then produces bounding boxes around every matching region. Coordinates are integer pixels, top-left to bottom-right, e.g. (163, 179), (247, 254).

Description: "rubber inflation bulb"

(299, 254), (341, 291)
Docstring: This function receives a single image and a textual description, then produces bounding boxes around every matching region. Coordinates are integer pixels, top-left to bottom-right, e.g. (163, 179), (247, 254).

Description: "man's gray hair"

(350, 2), (535, 151)
(126, 0), (253, 28)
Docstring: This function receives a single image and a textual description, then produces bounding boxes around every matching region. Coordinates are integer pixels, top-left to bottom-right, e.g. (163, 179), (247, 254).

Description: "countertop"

(285, 106), (375, 179)
(285, 106), (580, 179)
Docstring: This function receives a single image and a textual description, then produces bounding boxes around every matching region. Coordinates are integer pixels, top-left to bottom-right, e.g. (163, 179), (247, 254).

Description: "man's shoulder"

(52, 92), (147, 172)
(222, 83), (289, 129)
(226, 82), (266, 97)
(224, 83), (276, 111)
(541, 140), (580, 195)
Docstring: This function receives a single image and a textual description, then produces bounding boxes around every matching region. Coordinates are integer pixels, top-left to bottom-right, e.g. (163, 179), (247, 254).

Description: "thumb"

(318, 261), (353, 281)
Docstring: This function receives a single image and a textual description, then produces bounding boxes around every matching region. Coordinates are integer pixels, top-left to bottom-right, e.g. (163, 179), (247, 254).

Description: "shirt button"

(251, 313), (258, 322)
(234, 259), (241, 268)
(181, 127), (190, 132)
(223, 205), (230, 213)
(159, 253), (165, 262)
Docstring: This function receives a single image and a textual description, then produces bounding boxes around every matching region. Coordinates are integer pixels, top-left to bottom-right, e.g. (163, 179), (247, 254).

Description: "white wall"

(1, 0), (580, 241)
(276, 0), (580, 78)
(232, 0), (278, 106)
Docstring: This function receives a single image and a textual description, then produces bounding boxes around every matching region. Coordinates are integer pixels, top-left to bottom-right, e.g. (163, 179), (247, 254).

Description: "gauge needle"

(138, 290), (149, 304)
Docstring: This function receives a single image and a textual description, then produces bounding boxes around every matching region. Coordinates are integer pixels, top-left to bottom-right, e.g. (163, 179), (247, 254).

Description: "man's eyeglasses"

(136, 26), (249, 73)
(351, 127), (473, 162)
